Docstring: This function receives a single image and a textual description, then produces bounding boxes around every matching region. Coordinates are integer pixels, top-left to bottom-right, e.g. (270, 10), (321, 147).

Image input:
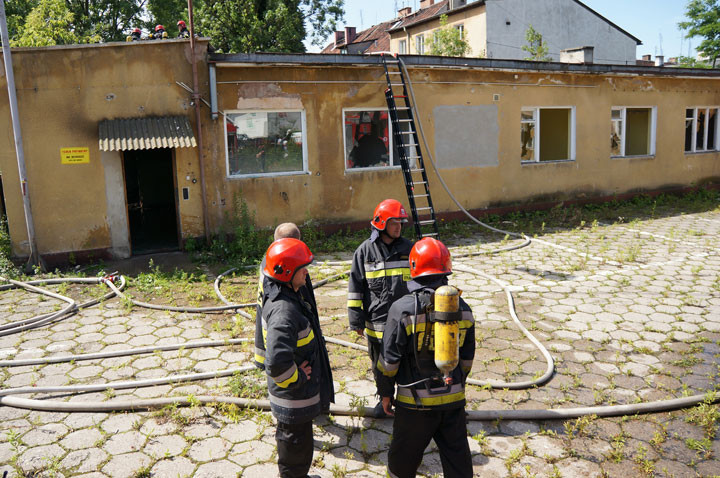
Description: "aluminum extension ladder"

(381, 53), (439, 240)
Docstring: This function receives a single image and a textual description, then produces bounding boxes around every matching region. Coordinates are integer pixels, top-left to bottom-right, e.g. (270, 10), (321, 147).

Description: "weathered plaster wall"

(0, 40), (208, 258)
(209, 64), (720, 230)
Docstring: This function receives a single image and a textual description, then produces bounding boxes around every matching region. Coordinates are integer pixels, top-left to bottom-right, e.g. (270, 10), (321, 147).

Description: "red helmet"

(177, 20), (186, 28)
(371, 199), (408, 231)
(154, 24), (165, 32)
(132, 28), (141, 34)
(263, 238), (314, 283)
(409, 238), (452, 279)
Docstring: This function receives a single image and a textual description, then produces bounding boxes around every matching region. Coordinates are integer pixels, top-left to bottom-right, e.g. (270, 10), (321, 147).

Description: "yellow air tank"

(433, 285), (461, 384)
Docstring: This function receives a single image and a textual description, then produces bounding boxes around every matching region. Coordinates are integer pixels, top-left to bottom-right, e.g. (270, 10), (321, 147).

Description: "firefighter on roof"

(126, 28), (142, 42)
(152, 24), (168, 40)
(347, 198), (414, 416)
(177, 20), (190, 38)
(377, 237), (476, 478)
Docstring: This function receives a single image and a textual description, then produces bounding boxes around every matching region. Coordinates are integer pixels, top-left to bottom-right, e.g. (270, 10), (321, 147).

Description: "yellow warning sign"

(61, 147), (90, 164)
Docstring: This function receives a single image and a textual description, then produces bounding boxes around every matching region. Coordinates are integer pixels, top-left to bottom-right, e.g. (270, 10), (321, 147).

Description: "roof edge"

(388, 1), (485, 34)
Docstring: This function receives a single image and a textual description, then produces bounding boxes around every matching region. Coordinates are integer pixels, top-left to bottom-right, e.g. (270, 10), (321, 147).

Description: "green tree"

(428, 14), (470, 57)
(4, 0), (37, 40)
(12, 0), (82, 47)
(678, 0), (720, 67)
(675, 55), (712, 68)
(146, 0), (188, 38)
(522, 24), (551, 61)
(194, 0), (344, 53)
(65, 0), (143, 42)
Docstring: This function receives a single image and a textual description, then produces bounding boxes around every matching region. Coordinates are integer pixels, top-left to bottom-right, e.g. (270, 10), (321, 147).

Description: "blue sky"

(309, 0), (695, 59)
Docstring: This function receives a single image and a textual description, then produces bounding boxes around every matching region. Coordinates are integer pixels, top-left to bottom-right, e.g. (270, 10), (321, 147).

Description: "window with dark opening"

(344, 109), (395, 170)
(521, 107), (575, 162)
(685, 107), (719, 153)
(610, 107), (656, 157)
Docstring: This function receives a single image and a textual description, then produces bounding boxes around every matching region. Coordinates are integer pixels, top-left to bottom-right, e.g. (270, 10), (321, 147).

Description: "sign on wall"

(60, 147), (90, 164)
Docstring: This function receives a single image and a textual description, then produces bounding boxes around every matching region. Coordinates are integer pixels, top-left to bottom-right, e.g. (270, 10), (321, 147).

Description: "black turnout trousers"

(276, 420), (313, 478)
(387, 406), (473, 478)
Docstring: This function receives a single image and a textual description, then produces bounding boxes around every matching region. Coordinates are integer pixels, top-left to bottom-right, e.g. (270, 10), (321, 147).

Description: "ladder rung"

(397, 119), (413, 123)
(405, 143), (419, 147)
(413, 180), (427, 184)
(405, 155), (421, 159)
(413, 194), (429, 198)
(419, 220), (436, 225)
(388, 71), (402, 75)
(409, 168), (424, 173)
(422, 232), (439, 237)
(395, 107), (410, 110)
(400, 131), (416, 135)
(416, 207), (432, 212)
(390, 83), (405, 86)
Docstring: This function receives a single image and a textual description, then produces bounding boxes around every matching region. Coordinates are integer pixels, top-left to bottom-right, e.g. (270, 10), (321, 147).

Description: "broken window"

(685, 107), (719, 153)
(521, 107), (575, 162)
(344, 109), (395, 170)
(225, 110), (306, 177)
(610, 107), (656, 157)
(416, 34), (425, 54)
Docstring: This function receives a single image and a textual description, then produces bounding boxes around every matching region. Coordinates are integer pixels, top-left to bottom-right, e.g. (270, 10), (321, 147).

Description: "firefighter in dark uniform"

(262, 238), (334, 478)
(347, 199), (414, 415)
(151, 24), (168, 40)
(177, 20), (190, 38)
(377, 237), (475, 478)
(254, 223), (314, 369)
(126, 28), (142, 42)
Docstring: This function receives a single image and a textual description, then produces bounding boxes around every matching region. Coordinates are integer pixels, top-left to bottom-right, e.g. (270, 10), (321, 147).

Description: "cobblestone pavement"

(0, 209), (718, 477)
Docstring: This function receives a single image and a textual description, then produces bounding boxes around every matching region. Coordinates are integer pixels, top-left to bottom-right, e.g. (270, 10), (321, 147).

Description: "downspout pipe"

(0, 1), (42, 271)
(187, 0), (211, 242)
(209, 63), (218, 120)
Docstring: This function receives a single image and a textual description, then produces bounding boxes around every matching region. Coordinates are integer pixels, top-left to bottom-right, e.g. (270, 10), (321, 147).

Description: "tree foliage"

(675, 55), (713, 68)
(4, 0), (344, 53)
(428, 14), (470, 57)
(522, 24), (551, 62)
(678, 0), (720, 67)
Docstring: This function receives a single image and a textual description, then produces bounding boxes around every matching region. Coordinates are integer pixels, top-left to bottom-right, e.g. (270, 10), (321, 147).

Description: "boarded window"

(610, 107), (655, 157)
(685, 107), (719, 153)
(225, 111), (306, 177)
(521, 107), (574, 162)
(434, 105), (499, 169)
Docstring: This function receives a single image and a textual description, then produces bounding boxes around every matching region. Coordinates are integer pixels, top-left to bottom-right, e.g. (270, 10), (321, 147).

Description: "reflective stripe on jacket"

(347, 231), (413, 342)
(377, 284), (475, 410)
(263, 279), (333, 424)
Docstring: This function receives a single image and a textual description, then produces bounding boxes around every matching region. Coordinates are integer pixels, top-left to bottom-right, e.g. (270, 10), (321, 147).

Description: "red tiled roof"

(389, 0), (450, 31)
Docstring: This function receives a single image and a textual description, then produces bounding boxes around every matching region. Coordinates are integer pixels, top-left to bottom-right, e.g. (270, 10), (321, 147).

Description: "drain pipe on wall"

(0, 1), (43, 271)
(187, 0), (211, 242)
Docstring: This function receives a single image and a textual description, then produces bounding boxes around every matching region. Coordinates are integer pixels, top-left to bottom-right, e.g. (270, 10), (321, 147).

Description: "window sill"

(684, 150), (720, 156)
(345, 165), (402, 173)
(227, 170), (309, 179)
(610, 155), (655, 160)
(521, 159), (575, 165)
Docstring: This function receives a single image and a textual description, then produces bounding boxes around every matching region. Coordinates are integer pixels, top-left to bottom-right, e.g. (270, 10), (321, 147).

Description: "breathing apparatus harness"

(398, 285), (462, 405)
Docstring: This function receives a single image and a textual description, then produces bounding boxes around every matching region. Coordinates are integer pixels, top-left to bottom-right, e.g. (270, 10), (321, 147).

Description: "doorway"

(123, 148), (179, 254)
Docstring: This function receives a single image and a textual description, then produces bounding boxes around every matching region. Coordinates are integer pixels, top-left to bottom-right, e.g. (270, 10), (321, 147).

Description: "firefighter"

(262, 237), (334, 478)
(347, 198), (414, 416)
(152, 24), (168, 40)
(126, 28), (142, 42)
(177, 20), (190, 38)
(377, 237), (475, 478)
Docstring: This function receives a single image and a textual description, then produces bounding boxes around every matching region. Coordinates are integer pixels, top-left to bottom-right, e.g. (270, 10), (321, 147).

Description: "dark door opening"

(123, 148), (179, 254)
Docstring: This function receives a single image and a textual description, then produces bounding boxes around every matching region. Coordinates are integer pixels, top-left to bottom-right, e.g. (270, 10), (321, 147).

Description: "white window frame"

(224, 109), (309, 179)
(685, 106), (720, 153)
(520, 106), (576, 163)
(416, 34), (425, 55)
(398, 39), (407, 55)
(610, 106), (657, 158)
(342, 107), (399, 174)
(456, 24), (464, 36)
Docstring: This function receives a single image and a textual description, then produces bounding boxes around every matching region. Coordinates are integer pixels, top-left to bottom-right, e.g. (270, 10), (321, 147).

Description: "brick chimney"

(642, 54), (651, 61)
(420, 0), (435, 8)
(344, 26), (356, 44)
(398, 7), (412, 18)
(334, 31), (344, 47)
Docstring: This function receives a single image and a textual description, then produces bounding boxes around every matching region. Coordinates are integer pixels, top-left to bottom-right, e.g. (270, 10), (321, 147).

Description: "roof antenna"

(658, 32), (663, 56)
(360, 10), (364, 29)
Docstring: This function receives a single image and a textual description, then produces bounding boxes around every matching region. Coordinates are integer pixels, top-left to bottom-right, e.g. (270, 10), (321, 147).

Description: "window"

(456, 24), (464, 36)
(225, 110), (307, 177)
(610, 107), (656, 157)
(399, 39), (407, 54)
(416, 34), (425, 55)
(521, 107), (575, 162)
(343, 109), (396, 170)
(685, 107), (719, 153)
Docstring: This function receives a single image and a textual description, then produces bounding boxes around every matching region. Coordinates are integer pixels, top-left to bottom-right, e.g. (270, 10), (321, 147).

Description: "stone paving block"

(194, 460), (243, 477)
(188, 436), (231, 461)
(101, 451), (151, 478)
(219, 422), (261, 443)
(21, 423), (69, 446)
(60, 447), (108, 473)
(103, 430), (146, 455)
(17, 443), (66, 473)
(144, 434), (187, 458)
(59, 428), (103, 450)
(347, 428), (390, 455)
(228, 440), (275, 466)
(151, 456), (195, 477)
